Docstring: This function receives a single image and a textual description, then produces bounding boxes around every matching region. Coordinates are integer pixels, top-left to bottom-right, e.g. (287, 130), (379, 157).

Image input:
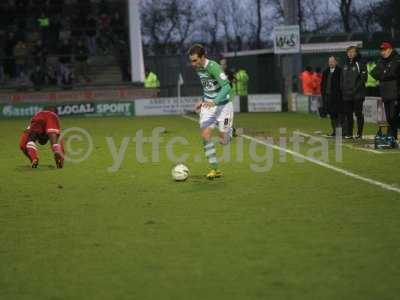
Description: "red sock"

(26, 141), (38, 162)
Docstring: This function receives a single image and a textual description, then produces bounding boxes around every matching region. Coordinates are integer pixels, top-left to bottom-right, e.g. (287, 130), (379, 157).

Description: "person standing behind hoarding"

(371, 42), (400, 140)
(341, 46), (367, 139)
(321, 56), (343, 137)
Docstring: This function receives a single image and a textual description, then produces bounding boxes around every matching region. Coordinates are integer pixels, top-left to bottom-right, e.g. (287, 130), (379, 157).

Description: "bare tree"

(255, 0), (263, 48)
(336, 0), (353, 32)
(301, 0), (335, 33)
(140, 0), (199, 54)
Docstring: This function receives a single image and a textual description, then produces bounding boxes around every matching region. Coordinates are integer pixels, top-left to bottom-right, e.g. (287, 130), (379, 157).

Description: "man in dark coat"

(371, 41), (400, 140)
(341, 46), (368, 139)
(321, 56), (343, 137)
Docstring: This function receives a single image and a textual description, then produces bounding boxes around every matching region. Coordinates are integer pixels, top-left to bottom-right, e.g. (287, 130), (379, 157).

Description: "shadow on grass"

(15, 164), (56, 171)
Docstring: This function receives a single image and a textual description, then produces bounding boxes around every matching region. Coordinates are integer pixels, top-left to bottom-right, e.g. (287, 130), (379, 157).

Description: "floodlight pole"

(281, 0), (302, 111)
(128, 0), (145, 84)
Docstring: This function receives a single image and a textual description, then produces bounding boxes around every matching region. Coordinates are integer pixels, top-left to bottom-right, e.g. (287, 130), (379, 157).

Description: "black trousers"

(343, 100), (364, 137)
(326, 94), (344, 135)
(383, 100), (400, 139)
(240, 95), (248, 112)
(366, 86), (380, 97)
(329, 112), (344, 135)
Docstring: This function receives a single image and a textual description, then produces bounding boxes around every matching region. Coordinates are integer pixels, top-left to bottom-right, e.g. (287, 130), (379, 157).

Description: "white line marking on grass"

(241, 134), (400, 194)
(297, 131), (384, 154)
(181, 116), (400, 194)
(182, 114), (198, 122)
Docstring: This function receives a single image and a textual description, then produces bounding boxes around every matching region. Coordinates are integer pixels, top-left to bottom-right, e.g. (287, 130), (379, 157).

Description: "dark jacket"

(341, 56), (367, 101)
(75, 44), (89, 62)
(58, 42), (72, 64)
(321, 66), (342, 113)
(371, 50), (400, 101)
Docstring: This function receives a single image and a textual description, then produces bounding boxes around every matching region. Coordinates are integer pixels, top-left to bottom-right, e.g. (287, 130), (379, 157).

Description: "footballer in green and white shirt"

(189, 44), (234, 179)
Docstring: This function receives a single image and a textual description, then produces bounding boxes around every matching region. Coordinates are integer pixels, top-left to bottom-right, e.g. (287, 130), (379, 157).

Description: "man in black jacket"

(341, 46), (368, 139)
(321, 56), (343, 137)
(371, 42), (400, 140)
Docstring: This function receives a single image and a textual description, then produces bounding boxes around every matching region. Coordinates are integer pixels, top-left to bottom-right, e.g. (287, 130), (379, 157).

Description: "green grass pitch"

(1, 112), (400, 300)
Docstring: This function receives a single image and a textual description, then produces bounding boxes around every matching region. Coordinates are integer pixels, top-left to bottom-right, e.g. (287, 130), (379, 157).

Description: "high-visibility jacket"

(299, 71), (315, 95)
(233, 69), (249, 96)
(144, 72), (160, 88)
(366, 62), (379, 88)
(312, 72), (322, 96)
(38, 17), (49, 28)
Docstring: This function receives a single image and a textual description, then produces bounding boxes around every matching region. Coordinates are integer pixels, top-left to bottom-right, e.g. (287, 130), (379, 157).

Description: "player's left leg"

(217, 102), (234, 145)
(199, 105), (222, 179)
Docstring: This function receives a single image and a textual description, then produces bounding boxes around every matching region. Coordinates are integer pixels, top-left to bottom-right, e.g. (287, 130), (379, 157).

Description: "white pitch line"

(182, 114), (198, 122)
(296, 131), (384, 154)
(182, 115), (400, 194)
(241, 134), (400, 194)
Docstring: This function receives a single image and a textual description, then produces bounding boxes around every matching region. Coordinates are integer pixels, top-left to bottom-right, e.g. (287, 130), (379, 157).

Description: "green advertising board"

(0, 102), (135, 118)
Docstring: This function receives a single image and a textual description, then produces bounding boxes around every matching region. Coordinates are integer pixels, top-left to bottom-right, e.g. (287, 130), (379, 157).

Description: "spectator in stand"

(37, 11), (50, 46)
(110, 11), (124, 38)
(30, 65), (46, 91)
(2, 4), (15, 32)
(13, 40), (28, 80)
(299, 66), (315, 96)
(46, 63), (58, 86)
(59, 23), (72, 43)
(86, 14), (97, 56)
(32, 39), (48, 69)
(98, 0), (110, 15)
(4, 31), (17, 79)
(74, 39), (91, 83)
(16, 0), (30, 15)
(80, 0), (92, 16)
(71, 12), (86, 40)
(57, 39), (73, 87)
(98, 12), (111, 54)
(0, 47), (5, 84)
(33, 0), (47, 15)
(27, 28), (41, 46)
(49, 0), (64, 16)
(49, 15), (62, 51)
(113, 38), (130, 81)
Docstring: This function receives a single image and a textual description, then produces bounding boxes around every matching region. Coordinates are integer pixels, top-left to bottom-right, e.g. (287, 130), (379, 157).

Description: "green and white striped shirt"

(196, 59), (231, 105)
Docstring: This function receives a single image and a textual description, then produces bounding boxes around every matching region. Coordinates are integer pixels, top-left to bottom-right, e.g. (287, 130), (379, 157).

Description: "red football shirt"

(27, 110), (61, 135)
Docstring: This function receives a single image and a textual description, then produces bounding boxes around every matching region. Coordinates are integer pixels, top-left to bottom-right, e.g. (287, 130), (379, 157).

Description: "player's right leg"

(19, 132), (39, 168)
(199, 106), (222, 179)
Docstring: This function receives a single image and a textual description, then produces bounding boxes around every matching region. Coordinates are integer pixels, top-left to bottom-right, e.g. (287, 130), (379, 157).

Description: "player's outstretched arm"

(48, 133), (64, 168)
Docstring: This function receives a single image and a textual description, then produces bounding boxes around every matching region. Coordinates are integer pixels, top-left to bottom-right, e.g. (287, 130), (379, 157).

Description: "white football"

(171, 164), (190, 181)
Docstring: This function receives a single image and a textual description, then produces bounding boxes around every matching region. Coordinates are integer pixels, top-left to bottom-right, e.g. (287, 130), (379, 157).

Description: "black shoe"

(355, 134), (362, 140)
(344, 135), (353, 140)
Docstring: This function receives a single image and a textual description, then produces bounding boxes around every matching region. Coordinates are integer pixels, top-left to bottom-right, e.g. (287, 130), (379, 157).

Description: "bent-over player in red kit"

(19, 107), (65, 168)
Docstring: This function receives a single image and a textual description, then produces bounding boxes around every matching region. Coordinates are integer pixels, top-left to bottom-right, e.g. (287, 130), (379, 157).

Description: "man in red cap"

(371, 42), (400, 140)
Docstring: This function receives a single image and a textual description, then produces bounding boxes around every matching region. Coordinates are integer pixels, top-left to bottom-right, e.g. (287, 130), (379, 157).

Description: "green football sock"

(203, 140), (218, 169)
